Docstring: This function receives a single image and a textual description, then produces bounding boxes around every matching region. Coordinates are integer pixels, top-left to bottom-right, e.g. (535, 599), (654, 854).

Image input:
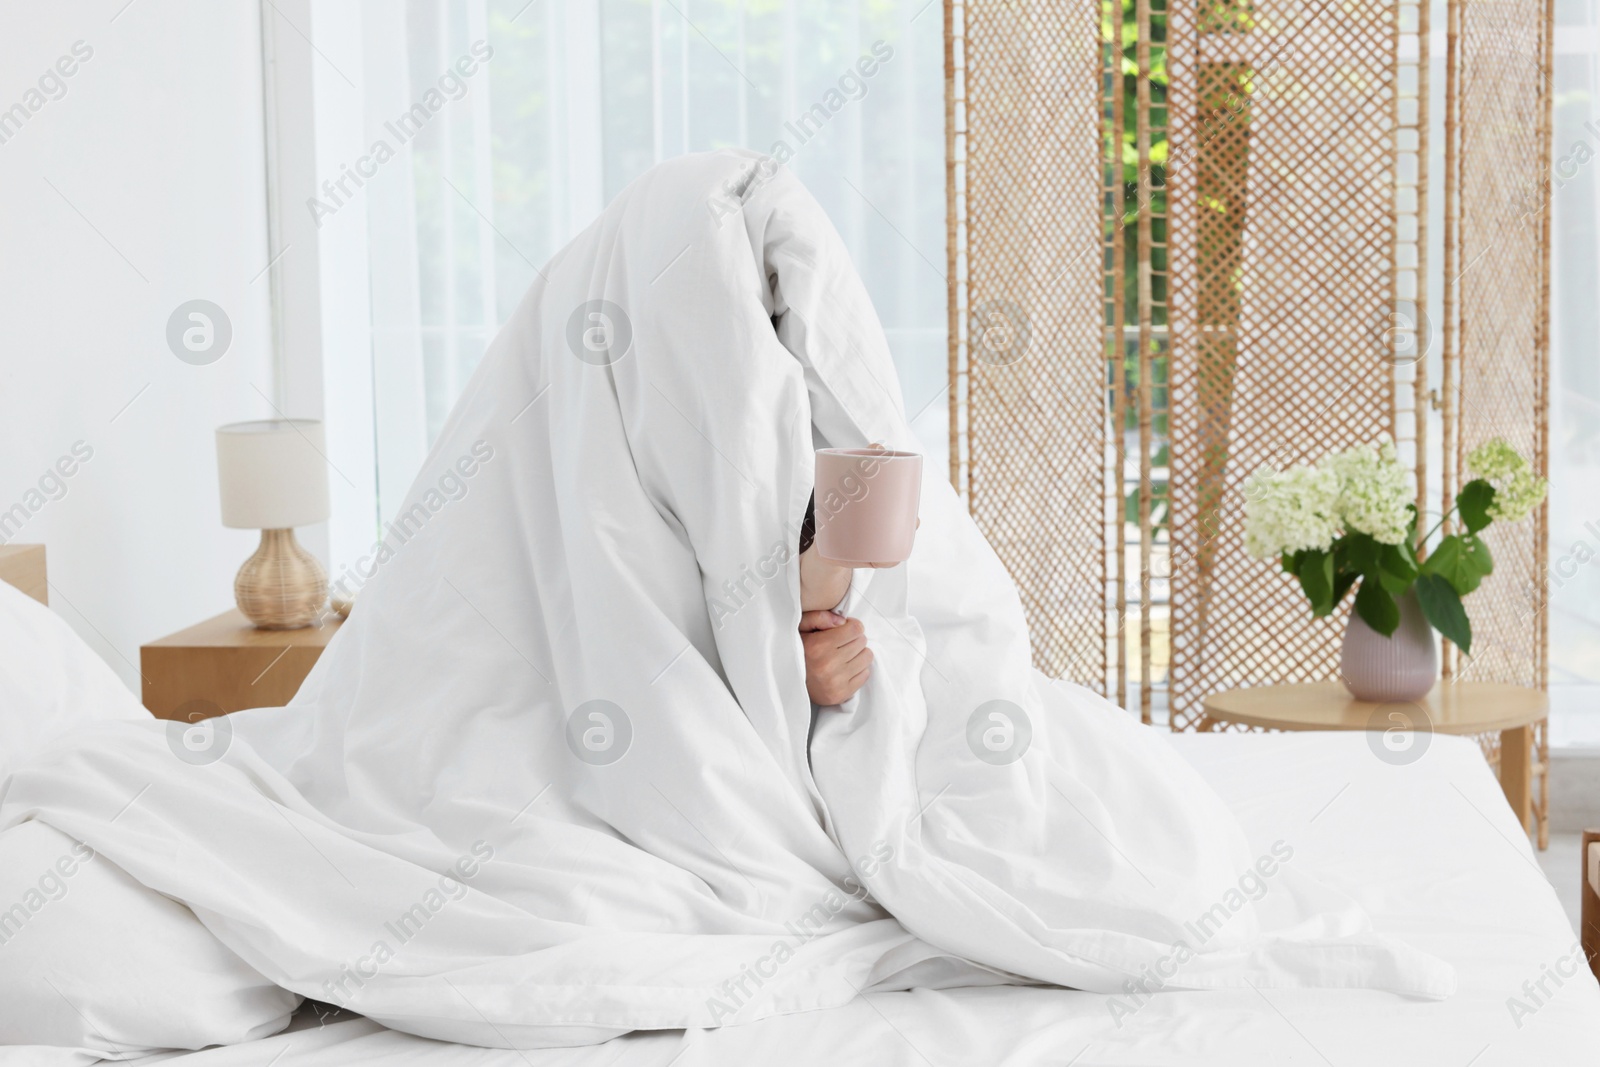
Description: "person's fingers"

(830, 628), (868, 656)
(809, 629), (865, 664)
(813, 647), (874, 704)
(843, 663), (872, 692)
(799, 610), (846, 632)
(824, 617), (865, 649)
(817, 657), (872, 706)
(802, 613), (872, 705)
(804, 635), (864, 676)
(842, 645), (874, 674)
(804, 628), (866, 675)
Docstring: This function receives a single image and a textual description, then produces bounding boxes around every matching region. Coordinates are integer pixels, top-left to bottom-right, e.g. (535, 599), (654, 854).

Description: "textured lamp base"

(235, 528), (328, 630)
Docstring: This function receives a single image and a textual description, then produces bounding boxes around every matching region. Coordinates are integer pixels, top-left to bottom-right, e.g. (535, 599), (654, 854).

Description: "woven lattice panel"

(1163, 3), (1404, 729)
(953, 0), (1111, 687)
(1106, 0), (1130, 711)
(1446, 0), (1550, 690)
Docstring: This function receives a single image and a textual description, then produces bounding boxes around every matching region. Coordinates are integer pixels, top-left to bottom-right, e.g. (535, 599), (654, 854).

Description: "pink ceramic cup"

(813, 448), (923, 565)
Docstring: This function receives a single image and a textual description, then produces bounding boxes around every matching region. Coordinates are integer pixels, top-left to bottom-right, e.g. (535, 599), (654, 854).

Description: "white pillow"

(0, 580), (145, 779)
(0, 820), (300, 1054)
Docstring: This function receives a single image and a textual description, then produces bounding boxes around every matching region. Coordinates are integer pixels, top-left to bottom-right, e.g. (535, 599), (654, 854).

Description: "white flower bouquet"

(1242, 438), (1547, 653)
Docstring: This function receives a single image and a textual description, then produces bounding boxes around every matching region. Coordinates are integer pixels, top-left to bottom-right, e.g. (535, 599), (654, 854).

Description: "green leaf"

(1354, 577), (1400, 636)
(1457, 480), (1497, 534)
(1332, 570), (1360, 609)
(1421, 535), (1466, 590)
(1295, 550), (1335, 616)
(1335, 533), (1380, 577)
(1415, 572), (1472, 653)
(1421, 533), (1494, 596)
(1377, 541), (1417, 595)
(1470, 534), (1494, 578)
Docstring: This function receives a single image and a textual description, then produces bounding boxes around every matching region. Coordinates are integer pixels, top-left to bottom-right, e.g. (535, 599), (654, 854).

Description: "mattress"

(17, 730), (1597, 1067)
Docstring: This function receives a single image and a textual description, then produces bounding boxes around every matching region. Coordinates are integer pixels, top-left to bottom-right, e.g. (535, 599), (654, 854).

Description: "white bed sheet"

(12, 730), (1594, 1067)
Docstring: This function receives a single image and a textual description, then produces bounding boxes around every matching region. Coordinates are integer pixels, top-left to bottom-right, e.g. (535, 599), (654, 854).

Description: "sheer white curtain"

(1549, 1), (1600, 745)
(336, 0), (947, 565)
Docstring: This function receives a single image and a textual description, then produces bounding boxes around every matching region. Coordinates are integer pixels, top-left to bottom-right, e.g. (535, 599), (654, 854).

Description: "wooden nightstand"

(141, 609), (342, 721)
(0, 544), (47, 605)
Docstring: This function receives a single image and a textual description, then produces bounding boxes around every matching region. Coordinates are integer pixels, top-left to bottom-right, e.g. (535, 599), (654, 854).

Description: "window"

(1548, 0), (1600, 746)
(306, 0), (947, 578)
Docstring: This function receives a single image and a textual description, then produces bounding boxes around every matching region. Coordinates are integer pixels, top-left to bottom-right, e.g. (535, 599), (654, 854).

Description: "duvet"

(0, 150), (1453, 1052)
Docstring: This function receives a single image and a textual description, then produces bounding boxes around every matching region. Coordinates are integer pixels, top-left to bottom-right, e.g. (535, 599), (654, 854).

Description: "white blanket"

(0, 150), (1452, 1052)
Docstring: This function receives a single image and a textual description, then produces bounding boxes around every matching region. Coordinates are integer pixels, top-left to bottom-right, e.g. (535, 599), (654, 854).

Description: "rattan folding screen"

(944, 1), (1111, 689)
(945, 0), (1551, 722)
(1444, 0), (1552, 693)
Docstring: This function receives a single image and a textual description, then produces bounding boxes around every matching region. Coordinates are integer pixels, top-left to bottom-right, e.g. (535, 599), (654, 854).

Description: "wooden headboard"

(0, 545), (47, 605)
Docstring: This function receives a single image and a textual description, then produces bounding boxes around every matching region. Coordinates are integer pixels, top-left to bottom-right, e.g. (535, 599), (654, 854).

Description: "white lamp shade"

(216, 420), (331, 529)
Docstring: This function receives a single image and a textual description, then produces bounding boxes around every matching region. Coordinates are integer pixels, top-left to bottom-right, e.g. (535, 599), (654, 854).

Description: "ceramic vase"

(1340, 589), (1439, 702)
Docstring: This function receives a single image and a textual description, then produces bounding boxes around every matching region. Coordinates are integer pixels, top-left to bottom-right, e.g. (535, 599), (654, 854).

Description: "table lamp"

(216, 419), (330, 629)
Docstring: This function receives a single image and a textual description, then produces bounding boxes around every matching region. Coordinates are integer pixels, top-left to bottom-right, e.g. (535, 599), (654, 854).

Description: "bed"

(13, 730), (1589, 1067)
(6, 154), (1598, 1063)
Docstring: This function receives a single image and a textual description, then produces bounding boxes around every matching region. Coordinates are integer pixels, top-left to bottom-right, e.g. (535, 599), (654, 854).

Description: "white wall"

(0, 0), (293, 689)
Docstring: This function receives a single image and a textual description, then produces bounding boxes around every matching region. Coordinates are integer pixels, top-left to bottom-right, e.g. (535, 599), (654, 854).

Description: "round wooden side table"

(1200, 681), (1549, 849)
